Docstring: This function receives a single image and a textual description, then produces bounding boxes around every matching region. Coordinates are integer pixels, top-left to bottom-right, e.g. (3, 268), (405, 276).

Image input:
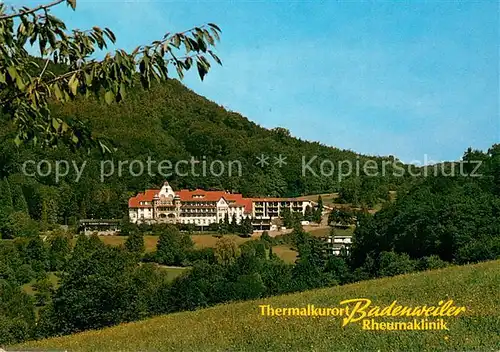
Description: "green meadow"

(16, 260), (500, 352)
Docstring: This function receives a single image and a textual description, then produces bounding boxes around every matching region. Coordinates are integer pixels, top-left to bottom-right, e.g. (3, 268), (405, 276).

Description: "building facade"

(128, 182), (312, 228)
(252, 198), (312, 219)
(324, 234), (352, 256)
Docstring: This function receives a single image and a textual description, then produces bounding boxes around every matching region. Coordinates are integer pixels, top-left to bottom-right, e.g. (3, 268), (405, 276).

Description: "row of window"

(180, 213), (216, 218)
(182, 201), (217, 206)
(181, 218), (216, 225)
(182, 208), (216, 213)
(254, 202), (306, 206)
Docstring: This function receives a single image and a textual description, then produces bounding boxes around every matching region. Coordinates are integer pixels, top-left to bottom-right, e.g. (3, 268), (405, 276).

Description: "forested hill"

(1, 78), (412, 222)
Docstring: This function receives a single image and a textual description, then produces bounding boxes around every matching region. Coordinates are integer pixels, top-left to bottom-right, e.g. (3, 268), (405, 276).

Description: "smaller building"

(323, 233), (352, 256)
(252, 198), (312, 219)
(78, 219), (121, 236)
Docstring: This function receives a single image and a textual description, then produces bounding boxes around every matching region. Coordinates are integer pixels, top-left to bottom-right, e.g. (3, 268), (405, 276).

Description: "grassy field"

(15, 260), (500, 352)
(157, 266), (190, 281)
(308, 226), (354, 237)
(96, 234), (254, 252)
(191, 234), (253, 248)
(21, 272), (60, 296)
(96, 233), (300, 265)
(301, 192), (339, 206)
(271, 245), (298, 263)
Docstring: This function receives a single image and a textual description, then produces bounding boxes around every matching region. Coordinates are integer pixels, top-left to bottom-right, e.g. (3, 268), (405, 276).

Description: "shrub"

(2, 211), (39, 238)
(155, 225), (194, 265)
(417, 255), (448, 271)
(15, 264), (35, 285)
(214, 237), (240, 266)
(260, 231), (272, 244)
(378, 251), (416, 277)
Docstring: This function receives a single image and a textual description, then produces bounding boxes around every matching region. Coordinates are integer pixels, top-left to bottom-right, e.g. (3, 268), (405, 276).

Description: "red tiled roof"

(176, 189), (227, 202)
(129, 188), (252, 213)
(128, 189), (159, 208)
(176, 189), (252, 213)
(239, 198), (253, 214)
(128, 187), (307, 213)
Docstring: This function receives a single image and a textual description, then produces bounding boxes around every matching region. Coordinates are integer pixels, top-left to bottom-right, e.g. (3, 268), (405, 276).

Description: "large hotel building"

(128, 182), (312, 228)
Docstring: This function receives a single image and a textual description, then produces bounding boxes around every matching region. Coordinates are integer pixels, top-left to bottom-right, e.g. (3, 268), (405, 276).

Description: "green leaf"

(68, 74), (78, 95)
(172, 35), (180, 49)
(47, 29), (57, 48)
(53, 84), (63, 100)
(52, 118), (60, 131)
(197, 36), (207, 53)
(105, 90), (114, 104)
(104, 28), (116, 43)
(210, 28), (220, 42)
(67, 0), (77, 10)
(7, 66), (17, 81)
(119, 83), (126, 100)
(84, 72), (92, 86)
(208, 50), (222, 65)
(197, 61), (207, 81)
(208, 23), (221, 32)
(16, 75), (25, 90)
(203, 29), (215, 45)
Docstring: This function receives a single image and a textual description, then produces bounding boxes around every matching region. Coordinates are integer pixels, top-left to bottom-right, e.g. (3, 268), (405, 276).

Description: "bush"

(125, 232), (145, 255)
(378, 251), (416, 277)
(15, 264), (35, 285)
(120, 218), (138, 236)
(0, 279), (36, 345)
(33, 277), (55, 307)
(186, 248), (215, 264)
(455, 235), (500, 264)
(231, 273), (266, 300)
(417, 255), (448, 271)
(260, 231), (272, 244)
(2, 211), (39, 238)
(214, 237), (240, 266)
(155, 225), (194, 266)
(48, 232), (71, 271)
(142, 251), (157, 263)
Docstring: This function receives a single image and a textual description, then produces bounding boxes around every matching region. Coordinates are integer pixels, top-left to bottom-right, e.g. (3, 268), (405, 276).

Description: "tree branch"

(0, 50), (207, 105)
(39, 58), (51, 78)
(0, 0), (65, 20)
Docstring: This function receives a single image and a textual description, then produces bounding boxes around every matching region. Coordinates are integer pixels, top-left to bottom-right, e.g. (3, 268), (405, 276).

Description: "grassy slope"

(16, 260), (500, 352)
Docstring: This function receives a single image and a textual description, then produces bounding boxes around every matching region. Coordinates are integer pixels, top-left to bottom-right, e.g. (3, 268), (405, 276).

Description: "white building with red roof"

(128, 182), (252, 226)
(128, 181), (312, 228)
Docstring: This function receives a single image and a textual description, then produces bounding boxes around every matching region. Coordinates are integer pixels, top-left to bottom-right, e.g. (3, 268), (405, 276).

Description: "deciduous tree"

(214, 237), (240, 266)
(0, 0), (222, 151)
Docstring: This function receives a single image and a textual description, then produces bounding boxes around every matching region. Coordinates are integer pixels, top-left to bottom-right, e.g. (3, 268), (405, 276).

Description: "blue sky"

(10, 0), (500, 162)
